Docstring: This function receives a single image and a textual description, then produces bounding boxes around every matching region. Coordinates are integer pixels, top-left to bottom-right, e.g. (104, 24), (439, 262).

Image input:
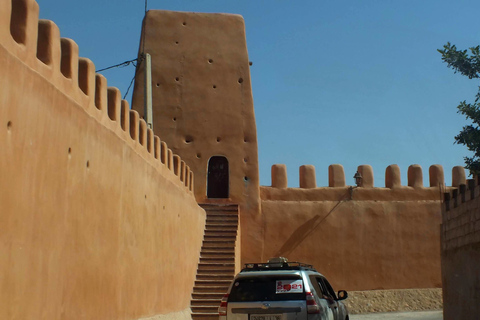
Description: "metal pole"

(144, 53), (153, 129)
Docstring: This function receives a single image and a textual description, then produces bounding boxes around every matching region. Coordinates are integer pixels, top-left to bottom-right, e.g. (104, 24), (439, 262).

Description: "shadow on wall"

(275, 189), (351, 257)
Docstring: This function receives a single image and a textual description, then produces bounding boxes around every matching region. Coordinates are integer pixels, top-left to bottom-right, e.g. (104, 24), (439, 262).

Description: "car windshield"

(228, 275), (306, 302)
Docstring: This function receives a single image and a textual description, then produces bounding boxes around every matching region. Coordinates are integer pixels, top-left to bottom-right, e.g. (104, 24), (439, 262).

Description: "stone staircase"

(191, 204), (239, 320)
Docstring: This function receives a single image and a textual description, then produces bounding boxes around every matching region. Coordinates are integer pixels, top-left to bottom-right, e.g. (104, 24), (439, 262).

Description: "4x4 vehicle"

(218, 258), (349, 320)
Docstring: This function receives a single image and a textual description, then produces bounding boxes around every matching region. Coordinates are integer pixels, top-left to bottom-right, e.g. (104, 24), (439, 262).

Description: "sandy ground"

(344, 288), (443, 314)
(351, 310), (443, 320)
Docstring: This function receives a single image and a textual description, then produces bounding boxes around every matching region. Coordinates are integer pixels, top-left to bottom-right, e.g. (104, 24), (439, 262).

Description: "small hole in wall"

(175, 41), (179, 45)
(145, 195), (147, 199)
(182, 22), (186, 26)
(216, 137), (221, 142)
(7, 121), (12, 131)
(156, 83), (160, 87)
(196, 153), (201, 159)
(86, 161), (90, 168)
(244, 176), (249, 181)
(244, 158), (248, 163)
(238, 78), (244, 84)
(175, 77), (180, 82)
(185, 136), (193, 144)
(173, 117), (177, 122)
(68, 147), (72, 155)
(244, 138), (248, 143)
(208, 59), (213, 64)
(213, 85), (217, 89)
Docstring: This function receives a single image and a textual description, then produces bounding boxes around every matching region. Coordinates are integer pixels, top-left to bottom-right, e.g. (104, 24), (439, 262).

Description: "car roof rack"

(241, 261), (317, 272)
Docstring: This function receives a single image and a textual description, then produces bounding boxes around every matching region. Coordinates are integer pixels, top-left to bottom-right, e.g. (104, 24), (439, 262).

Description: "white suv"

(218, 258), (349, 320)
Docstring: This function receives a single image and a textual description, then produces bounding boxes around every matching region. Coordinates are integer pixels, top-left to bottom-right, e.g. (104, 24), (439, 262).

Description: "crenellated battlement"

(441, 171), (480, 319)
(262, 163), (465, 201)
(441, 174), (480, 254)
(443, 176), (480, 212)
(269, 163), (465, 189)
(1, 0), (193, 192)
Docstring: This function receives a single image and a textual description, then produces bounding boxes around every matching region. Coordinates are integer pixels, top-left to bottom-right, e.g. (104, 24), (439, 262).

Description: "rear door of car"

(226, 274), (308, 320)
(308, 275), (335, 320)
(321, 277), (346, 320)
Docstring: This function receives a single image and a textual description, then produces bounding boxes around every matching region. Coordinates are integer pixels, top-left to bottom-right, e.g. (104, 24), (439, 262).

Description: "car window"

(313, 276), (332, 299)
(308, 275), (325, 297)
(321, 278), (337, 300)
(228, 275), (306, 302)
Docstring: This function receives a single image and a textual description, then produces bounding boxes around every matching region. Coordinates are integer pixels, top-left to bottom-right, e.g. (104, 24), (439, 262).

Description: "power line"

(96, 1), (148, 100)
(125, 0), (148, 100)
(123, 53), (146, 99)
(95, 57), (141, 73)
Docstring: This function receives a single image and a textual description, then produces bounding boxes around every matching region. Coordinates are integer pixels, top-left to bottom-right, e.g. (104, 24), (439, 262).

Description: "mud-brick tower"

(132, 11), (263, 266)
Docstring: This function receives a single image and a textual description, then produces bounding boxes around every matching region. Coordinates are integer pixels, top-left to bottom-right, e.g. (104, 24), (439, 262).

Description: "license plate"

(250, 315), (282, 320)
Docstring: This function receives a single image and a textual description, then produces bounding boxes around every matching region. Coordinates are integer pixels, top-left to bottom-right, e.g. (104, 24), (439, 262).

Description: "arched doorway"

(207, 156), (229, 198)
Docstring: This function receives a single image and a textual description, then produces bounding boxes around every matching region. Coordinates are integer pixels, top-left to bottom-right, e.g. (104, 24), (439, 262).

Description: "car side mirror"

(337, 290), (348, 301)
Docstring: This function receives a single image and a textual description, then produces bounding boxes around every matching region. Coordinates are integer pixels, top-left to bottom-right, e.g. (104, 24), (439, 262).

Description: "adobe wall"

(441, 179), (480, 320)
(131, 10), (262, 265)
(257, 164), (460, 291)
(0, 1), (204, 319)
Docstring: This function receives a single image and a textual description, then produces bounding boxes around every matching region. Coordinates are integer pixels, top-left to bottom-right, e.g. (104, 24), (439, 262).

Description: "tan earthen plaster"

(132, 10), (263, 263)
(1, 2), (204, 319)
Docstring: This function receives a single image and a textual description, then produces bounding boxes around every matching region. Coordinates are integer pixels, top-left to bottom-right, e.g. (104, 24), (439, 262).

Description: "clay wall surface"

(441, 179), (480, 320)
(258, 164), (461, 291)
(0, 1), (204, 319)
(131, 10), (262, 264)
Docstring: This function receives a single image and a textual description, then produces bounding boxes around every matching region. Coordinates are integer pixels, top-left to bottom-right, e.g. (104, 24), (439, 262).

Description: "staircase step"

(192, 305), (221, 313)
(206, 212), (238, 218)
(191, 299), (222, 306)
(206, 218), (238, 223)
(201, 247), (235, 253)
(201, 246), (235, 252)
(200, 247), (235, 257)
(192, 292), (226, 300)
(198, 263), (235, 271)
(205, 223), (238, 229)
(201, 252), (235, 259)
(197, 274), (234, 280)
(205, 228), (237, 232)
(200, 257), (234, 263)
(205, 218), (238, 224)
(193, 285), (230, 293)
(191, 313), (219, 320)
(204, 235), (236, 241)
(200, 204), (239, 211)
(204, 231), (237, 237)
(203, 240), (235, 247)
(197, 268), (234, 275)
(195, 280), (232, 287)
(204, 232), (237, 236)
(206, 218), (238, 224)
(205, 226), (237, 232)
(206, 213), (238, 218)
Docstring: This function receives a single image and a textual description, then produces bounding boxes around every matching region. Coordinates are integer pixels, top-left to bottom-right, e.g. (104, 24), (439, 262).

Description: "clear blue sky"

(37, 0), (480, 188)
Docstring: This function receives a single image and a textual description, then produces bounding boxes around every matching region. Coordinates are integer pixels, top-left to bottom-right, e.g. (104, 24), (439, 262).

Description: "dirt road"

(350, 310), (443, 320)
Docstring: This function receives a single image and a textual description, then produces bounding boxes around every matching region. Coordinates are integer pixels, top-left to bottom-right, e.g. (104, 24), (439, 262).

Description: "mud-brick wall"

(442, 181), (480, 320)
(131, 10), (262, 266)
(0, 1), (204, 319)
(258, 164), (455, 292)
